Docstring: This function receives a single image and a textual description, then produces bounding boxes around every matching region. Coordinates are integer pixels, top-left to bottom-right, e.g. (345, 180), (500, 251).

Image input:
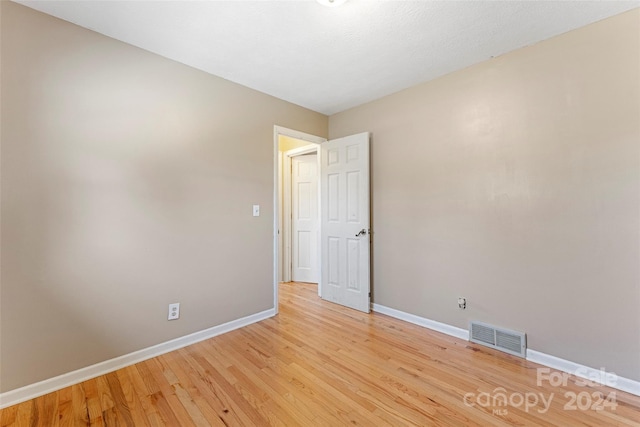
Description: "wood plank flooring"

(1, 282), (639, 426)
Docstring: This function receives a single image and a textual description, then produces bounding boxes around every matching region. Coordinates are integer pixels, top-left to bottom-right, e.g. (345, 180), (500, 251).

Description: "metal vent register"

(469, 321), (526, 358)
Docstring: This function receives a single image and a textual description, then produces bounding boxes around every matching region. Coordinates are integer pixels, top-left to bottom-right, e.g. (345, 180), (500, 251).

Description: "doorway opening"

(273, 126), (372, 314)
(273, 126), (326, 313)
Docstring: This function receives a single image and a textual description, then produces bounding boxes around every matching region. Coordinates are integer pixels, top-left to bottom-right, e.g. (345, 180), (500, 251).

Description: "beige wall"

(0, 1), (327, 392)
(330, 10), (640, 381)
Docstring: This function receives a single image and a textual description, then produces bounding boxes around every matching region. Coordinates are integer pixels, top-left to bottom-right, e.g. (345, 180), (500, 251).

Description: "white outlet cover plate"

(168, 303), (180, 320)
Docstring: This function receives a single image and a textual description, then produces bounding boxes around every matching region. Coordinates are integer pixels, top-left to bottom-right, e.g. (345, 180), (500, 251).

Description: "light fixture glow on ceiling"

(316, 0), (348, 7)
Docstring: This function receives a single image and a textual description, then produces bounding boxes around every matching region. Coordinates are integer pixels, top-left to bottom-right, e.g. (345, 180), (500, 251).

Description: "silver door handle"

(355, 229), (367, 237)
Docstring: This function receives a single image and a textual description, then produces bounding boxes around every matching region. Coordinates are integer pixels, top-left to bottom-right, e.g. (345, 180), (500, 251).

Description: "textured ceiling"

(16, 0), (640, 115)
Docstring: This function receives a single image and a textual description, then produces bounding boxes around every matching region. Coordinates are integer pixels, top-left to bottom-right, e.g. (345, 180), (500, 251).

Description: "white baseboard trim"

(372, 303), (469, 341)
(0, 308), (276, 409)
(526, 349), (640, 397)
(372, 304), (640, 397)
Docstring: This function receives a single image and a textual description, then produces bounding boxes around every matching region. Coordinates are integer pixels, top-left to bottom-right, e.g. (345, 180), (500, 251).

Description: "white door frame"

(283, 145), (320, 284)
(273, 126), (326, 313)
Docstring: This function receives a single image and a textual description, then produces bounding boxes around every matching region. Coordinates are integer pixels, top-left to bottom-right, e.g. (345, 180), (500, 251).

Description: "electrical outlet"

(458, 297), (466, 310)
(168, 303), (180, 320)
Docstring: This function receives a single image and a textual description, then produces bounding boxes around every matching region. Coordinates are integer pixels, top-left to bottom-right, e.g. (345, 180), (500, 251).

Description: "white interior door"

(292, 154), (319, 283)
(320, 133), (370, 312)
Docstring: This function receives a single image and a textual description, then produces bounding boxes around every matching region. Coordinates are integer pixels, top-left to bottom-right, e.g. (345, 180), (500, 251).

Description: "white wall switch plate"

(253, 205), (260, 216)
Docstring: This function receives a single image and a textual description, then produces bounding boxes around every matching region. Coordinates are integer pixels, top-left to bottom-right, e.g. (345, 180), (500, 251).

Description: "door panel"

(292, 154), (318, 283)
(320, 133), (370, 312)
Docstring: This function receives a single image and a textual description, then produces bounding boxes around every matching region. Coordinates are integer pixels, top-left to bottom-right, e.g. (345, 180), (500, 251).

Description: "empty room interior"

(1, 0), (639, 425)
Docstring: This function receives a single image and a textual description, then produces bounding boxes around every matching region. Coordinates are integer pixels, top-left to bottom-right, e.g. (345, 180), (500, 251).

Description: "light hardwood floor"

(1, 282), (639, 426)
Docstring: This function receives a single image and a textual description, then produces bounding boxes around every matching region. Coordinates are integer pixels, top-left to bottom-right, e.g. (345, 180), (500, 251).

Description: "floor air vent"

(469, 321), (526, 358)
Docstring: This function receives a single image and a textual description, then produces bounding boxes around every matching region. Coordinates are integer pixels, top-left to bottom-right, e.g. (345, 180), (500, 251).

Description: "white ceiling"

(16, 0), (640, 115)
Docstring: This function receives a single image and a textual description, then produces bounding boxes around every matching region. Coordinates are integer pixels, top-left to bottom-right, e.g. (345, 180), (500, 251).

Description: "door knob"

(355, 229), (367, 237)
